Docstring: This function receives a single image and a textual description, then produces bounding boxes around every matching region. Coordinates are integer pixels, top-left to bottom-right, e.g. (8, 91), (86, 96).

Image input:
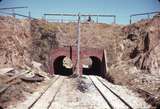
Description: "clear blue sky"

(0, 0), (160, 24)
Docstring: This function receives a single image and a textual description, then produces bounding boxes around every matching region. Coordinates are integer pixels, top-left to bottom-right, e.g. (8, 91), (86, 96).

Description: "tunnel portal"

(53, 56), (73, 76)
(49, 46), (107, 77)
(82, 56), (102, 76)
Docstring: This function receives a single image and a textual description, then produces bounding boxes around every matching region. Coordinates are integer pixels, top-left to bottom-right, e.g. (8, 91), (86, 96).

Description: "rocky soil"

(109, 15), (160, 107)
(0, 16), (32, 69)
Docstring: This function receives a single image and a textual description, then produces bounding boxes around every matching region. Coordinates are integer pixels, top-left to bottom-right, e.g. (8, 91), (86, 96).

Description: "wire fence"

(44, 13), (116, 24)
(0, 6), (159, 24)
(0, 6), (38, 20)
(130, 11), (160, 24)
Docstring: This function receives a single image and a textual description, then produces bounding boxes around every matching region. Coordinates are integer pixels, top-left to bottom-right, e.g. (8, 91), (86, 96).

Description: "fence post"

(147, 14), (150, 19)
(130, 16), (132, 24)
(113, 16), (116, 24)
(61, 14), (63, 23)
(96, 15), (98, 23)
(12, 9), (15, 18)
(28, 11), (31, 20)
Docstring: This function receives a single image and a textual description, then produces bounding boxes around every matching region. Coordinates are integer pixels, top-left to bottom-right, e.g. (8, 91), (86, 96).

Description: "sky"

(0, 0), (160, 24)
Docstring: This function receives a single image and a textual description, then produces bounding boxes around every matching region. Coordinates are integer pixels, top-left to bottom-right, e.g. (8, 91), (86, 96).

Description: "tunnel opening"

(82, 56), (102, 76)
(53, 56), (73, 76)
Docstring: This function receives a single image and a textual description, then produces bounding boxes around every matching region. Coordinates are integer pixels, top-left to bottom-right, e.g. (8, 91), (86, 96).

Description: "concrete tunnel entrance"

(53, 56), (73, 76)
(82, 56), (102, 76)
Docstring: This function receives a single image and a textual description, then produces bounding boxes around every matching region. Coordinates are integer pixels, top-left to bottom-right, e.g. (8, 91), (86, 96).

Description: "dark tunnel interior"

(83, 56), (102, 76)
(54, 56), (73, 76)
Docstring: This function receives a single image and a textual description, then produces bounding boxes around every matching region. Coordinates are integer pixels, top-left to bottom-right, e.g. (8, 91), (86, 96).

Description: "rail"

(0, 11), (37, 20)
(89, 76), (133, 109)
(0, 6), (38, 20)
(130, 11), (160, 24)
(44, 13), (116, 24)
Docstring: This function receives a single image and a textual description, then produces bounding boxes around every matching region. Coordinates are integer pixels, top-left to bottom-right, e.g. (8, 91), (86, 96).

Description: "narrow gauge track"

(30, 76), (65, 109)
(29, 76), (60, 109)
(89, 76), (133, 109)
(97, 77), (133, 109)
(13, 75), (64, 109)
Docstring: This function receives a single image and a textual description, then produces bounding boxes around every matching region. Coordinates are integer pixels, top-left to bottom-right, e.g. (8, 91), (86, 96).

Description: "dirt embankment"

(109, 15), (160, 107)
(0, 17), (59, 70)
(0, 16), (32, 69)
(30, 20), (59, 70)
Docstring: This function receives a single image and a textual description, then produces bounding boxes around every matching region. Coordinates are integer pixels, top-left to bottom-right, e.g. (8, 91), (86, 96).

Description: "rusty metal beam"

(81, 14), (115, 17)
(44, 13), (77, 16)
(130, 11), (160, 17)
(44, 13), (116, 17)
(0, 11), (37, 20)
(0, 6), (28, 10)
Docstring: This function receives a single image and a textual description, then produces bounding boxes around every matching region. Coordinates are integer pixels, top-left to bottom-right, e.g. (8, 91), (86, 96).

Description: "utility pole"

(77, 13), (81, 76)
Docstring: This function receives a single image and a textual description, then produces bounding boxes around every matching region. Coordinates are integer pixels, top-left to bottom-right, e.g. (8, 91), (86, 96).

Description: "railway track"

(11, 75), (64, 109)
(89, 76), (133, 109)
(30, 76), (64, 109)
(10, 75), (150, 109)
